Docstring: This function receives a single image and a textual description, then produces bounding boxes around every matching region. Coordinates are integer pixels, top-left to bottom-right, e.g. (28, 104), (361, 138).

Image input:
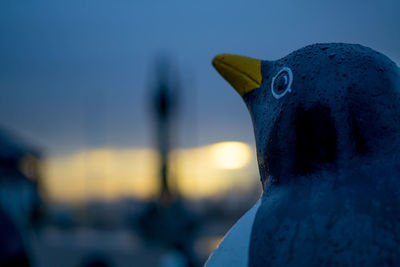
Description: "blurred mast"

(144, 58), (199, 267)
(151, 58), (179, 204)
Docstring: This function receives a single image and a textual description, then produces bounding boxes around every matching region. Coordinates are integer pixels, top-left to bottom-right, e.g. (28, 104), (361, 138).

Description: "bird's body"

(250, 160), (400, 266)
(207, 43), (400, 266)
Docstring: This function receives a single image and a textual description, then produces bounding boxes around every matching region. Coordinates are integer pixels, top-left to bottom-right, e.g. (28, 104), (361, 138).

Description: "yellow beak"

(212, 54), (262, 97)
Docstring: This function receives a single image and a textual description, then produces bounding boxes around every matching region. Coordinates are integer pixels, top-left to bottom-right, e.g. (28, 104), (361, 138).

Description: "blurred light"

(19, 154), (40, 180)
(170, 141), (257, 199)
(210, 142), (251, 169)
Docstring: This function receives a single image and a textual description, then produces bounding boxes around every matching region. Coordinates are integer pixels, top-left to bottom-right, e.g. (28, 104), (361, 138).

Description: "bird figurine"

(206, 43), (400, 266)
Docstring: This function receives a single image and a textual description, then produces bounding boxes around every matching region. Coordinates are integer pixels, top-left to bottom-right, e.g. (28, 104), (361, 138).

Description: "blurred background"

(0, 0), (399, 266)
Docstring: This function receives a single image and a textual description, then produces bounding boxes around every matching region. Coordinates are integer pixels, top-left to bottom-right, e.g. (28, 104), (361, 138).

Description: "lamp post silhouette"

(150, 59), (179, 204)
(137, 58), (199, 267)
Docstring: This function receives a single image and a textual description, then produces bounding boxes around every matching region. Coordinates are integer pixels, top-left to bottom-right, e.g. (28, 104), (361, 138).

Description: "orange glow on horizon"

(42, 142), (258, 204)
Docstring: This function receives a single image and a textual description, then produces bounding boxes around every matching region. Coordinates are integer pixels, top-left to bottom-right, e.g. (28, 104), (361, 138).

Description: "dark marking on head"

(295, 104), (337, 175)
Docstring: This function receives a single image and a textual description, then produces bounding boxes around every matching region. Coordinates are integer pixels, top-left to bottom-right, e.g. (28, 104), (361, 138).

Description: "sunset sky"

(1, 0), (399, 202)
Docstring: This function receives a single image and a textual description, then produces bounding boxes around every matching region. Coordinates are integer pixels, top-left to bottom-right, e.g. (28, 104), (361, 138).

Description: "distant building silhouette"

(0, 129), (42, 228)
(0, 128), (43, 266)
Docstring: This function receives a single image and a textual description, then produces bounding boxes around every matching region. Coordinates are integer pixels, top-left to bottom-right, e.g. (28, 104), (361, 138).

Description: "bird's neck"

(261, 152), (400, 191)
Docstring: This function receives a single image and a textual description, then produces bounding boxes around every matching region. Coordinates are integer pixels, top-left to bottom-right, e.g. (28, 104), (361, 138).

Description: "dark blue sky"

(1, 0), (399, 155)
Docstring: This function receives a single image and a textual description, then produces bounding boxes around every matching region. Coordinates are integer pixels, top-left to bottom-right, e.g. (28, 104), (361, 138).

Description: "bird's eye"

(271, 67), (293, 99)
